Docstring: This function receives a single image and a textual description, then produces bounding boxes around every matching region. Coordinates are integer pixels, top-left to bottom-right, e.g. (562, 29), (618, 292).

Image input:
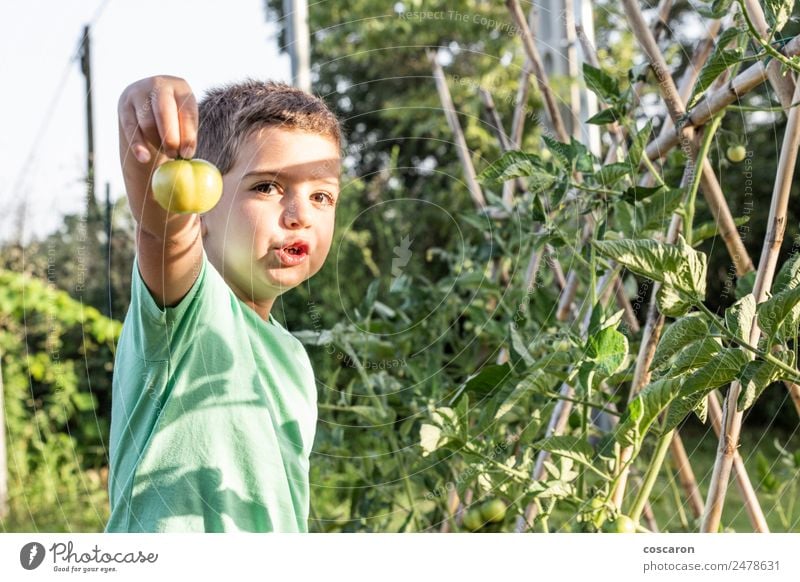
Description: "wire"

(0, 0), (113, 243)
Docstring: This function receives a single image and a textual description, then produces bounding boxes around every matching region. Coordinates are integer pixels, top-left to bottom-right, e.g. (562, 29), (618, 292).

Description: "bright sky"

(0, 0), (290, 243)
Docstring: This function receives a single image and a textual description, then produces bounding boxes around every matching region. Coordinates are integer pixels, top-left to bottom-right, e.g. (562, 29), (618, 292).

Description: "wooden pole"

(427, 50), (486, 209)
(79, 25), (99, 223)
(702, 78), (800, 532)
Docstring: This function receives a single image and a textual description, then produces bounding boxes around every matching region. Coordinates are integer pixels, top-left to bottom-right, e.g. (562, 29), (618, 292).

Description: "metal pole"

(283, 0), (311, 92)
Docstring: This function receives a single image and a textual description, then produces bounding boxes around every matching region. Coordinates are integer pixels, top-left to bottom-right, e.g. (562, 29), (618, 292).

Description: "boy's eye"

(312, 192), (336, 205)
(254, 182), (279, 196)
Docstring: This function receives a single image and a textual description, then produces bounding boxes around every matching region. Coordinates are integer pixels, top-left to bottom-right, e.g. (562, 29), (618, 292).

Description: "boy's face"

(201, 126), (340, 316)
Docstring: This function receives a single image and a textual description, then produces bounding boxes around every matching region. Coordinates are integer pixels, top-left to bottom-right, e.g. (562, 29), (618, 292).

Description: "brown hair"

(195, 79), (342, 174)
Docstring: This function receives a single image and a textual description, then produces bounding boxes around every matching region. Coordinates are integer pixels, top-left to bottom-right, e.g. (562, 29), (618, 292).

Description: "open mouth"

(275, 242), (309, 266)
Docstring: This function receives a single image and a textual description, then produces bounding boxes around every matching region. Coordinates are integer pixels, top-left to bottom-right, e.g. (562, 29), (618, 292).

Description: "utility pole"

(535, 0), (600, 155)
(283, 0), (311, 92)
(80, 25), (100, 223)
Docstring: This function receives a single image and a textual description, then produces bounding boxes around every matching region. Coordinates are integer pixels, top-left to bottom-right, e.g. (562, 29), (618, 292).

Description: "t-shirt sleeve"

(125, 248), (210, 361)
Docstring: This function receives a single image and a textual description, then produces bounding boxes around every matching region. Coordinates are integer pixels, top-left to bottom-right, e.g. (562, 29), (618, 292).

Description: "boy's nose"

(282, 197), (311, 229)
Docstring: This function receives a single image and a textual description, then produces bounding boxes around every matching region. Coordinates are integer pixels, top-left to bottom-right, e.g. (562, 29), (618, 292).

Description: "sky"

(0, 0), (291, 243)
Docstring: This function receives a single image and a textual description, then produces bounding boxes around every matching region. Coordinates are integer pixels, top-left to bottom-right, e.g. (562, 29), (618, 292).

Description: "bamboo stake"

(615, 0), (780, 528)
(615, 0), (768, 528)
(668, 432), (705, 519)
(708, 391), (769, 531)
(644, 35), (800, 162)
(582, 7), (725, 523)
(743, 0), (796, 108)
(702, 78), (800, 532)
(427, 49), (486, 209)
(510, 59), (532, 149)
(505, 0), (570, 143)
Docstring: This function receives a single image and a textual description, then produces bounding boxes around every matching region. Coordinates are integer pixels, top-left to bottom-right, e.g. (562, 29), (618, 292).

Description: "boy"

(105, 75), (342, 532)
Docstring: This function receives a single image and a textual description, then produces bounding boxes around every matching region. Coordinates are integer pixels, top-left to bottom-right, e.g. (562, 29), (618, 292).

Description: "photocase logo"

(390, 235), (413, 291)
(20, 542), (46, 570)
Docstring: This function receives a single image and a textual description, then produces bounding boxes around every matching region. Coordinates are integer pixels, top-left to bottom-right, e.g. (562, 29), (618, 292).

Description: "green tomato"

(462, 508), (484, 532)
(480, 498), (507, 524)
(152, 158), (223, 213)
(554, 338), (571, 352)
(726, 145), (746, 163)
(587, 497), (608, 528)
(602, 514), (637, 533)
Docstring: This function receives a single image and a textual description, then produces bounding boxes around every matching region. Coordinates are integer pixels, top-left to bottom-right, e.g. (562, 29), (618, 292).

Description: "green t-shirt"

(105, 248), (317, 532)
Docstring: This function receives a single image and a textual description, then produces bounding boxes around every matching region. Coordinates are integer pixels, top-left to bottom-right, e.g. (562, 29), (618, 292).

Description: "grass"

(645, 424), (800, 532)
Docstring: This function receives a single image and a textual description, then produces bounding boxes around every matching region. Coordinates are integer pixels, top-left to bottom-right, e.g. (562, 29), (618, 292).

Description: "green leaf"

(541, 136), (595, 173)
(725, 293), (756, 342)
(679, 236), (708, 298)
(692, 216), (750, 246)
(692, 395), (709, 424)
(737, 350), (794, 411)
(626, 120), (653, 168)
(652, 314), (710, 371)
(595, 162), (632, 188)
(764, 0), (793, 33)
(736, 271), (757, 299)
(534, 435), (609, 478)
(633, 188), (683, 234)
(664, 348), (750, 431)
(450, 363), (513, 406)
(757, 285), (800, 341)
(495, 370), (555, 420)
(621, 184), (665, 205)
(666, 337), (723, 377)
(542, 135), (573, 168)
(696, 0), (735, 18)
(657, 284), (693, 317)
(587, 325), (629, 378)
(583, 63), (621, 103)
(420, 424), (445, 457)
(593, 238), (682, 285)
(71, 392), (96, 412)
(593, 236), (707, 298)
(586, 107), (623, 125)
(773, 252), (800, 293)
(510, 324), (536, 367)
(615, 378), (682, 447)
(478, 150), (556, 188)
(688, 27), (745, 109)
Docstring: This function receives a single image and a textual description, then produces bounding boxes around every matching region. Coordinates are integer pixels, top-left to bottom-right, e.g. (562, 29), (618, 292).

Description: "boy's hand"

(118, 76), (205, 309)
(118, 75), (198, 164)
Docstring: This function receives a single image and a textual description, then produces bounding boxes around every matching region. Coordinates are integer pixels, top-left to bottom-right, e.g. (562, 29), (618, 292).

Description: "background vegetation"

(2, 0), (799, 532)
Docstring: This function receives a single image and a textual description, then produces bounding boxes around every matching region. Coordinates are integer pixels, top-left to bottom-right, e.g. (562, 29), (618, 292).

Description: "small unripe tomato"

(462, 508), (484, 532)
(480, 498), (508, 524)
(726, 145), (746, 163)
(602, 514), (637, 533)
(151, 158), (223, 214)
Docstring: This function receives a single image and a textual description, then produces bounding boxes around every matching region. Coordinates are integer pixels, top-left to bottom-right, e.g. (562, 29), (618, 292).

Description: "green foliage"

(1, 267), (121, 531)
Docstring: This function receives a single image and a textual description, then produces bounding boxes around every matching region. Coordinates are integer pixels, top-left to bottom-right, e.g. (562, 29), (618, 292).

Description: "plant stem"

(736, 0), (800, 75)
(666, 456), (690, 530)
(694, 301), (800, 382)
(541, 391), (621, 417)
(629, 428), (674, 524)
(684, 113), (724, 246)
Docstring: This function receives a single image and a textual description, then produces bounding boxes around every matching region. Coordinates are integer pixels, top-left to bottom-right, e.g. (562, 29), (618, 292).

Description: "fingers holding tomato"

(119, 75), (198, 164)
